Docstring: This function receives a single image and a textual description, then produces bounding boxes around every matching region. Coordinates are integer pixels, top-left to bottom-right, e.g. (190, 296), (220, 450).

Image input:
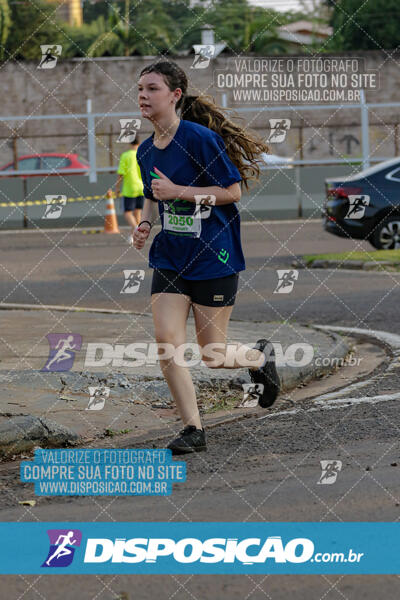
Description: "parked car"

(0, 153), (89, 177)
(323, 157), (400, 249)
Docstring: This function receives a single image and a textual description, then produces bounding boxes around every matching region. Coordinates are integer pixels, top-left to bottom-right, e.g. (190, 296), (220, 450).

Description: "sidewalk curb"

(0, 331), (351, 458)
(0, 305), (352, 457)
(293, 259), (400, 271)
(0, 302), (152, 317)
(0, 416), (80, 458)
(278, 327), (350, 391)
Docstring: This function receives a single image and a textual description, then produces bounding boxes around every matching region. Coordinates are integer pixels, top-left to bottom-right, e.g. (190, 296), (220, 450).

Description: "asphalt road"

(1, 371), (399, 598)
(0, 220), (399, 598)
(0, 220), (399, 333)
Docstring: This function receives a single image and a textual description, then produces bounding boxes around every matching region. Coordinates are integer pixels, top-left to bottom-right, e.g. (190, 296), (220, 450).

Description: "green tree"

(86, 0), (177, 57)
(329, 0), (400, 50)
(5, 0), (64, 60)
(297, 0), (333, 23)
(242, 16), (292, 55)
(0, 0), (11, 61)
(67, 0), (297, 58)
(62, 16), (111, 58)
(206, 0), (293, 54)
(83, 0), (109, 23)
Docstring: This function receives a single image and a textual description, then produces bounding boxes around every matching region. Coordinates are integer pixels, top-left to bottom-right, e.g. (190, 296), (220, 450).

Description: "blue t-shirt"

(136, 119), (245, 280)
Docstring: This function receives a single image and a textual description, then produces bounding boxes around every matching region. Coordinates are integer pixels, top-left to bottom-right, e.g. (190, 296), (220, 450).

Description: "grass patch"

(303, 250), (400, 265)
(202, 395), (238, 414)
(197, 385), (239, 414)
(104, 428), (132, 437)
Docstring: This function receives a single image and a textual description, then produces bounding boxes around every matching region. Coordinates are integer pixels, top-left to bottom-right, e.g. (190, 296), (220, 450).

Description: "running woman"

(133, 61), (280, 454)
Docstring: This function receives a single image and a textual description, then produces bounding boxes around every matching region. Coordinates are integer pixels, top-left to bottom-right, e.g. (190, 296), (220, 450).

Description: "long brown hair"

(140, 61), (268, 190)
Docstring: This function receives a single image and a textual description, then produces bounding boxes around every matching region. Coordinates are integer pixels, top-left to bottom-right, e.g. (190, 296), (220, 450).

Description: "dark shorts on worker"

(123, 195), (144, 211)
(151, 268), (239, 307)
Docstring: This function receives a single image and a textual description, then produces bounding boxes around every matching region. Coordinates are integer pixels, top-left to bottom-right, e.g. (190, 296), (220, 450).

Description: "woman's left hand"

(151, 167), (178, 201)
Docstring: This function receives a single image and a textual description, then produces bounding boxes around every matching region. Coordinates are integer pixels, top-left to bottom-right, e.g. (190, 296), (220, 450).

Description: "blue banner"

(0, 522), (398, 574)
(20, 449), (186, 496)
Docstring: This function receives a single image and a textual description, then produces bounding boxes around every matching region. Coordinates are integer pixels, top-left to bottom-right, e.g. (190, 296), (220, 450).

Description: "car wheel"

(370, 217), (400, 250)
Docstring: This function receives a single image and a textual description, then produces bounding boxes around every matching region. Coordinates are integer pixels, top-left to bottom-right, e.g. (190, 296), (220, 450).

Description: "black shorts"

(124, 195), (144, 211)
(151, 268), (239, 307)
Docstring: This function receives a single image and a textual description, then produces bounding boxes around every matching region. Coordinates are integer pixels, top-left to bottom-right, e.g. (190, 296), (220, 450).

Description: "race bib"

(163, 210), (201, 238)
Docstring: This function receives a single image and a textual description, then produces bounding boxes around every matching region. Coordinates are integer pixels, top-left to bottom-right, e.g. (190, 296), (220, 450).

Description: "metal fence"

(1, 95), (400, 180)
(0, 95), (399, 228)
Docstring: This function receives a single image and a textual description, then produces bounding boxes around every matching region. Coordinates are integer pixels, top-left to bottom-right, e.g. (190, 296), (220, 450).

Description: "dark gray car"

(323, 157), (400, 249)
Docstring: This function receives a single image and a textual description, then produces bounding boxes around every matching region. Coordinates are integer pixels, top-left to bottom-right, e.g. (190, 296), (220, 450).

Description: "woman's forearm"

(173, 183), (241, 205)
(140, 197), (159, 226)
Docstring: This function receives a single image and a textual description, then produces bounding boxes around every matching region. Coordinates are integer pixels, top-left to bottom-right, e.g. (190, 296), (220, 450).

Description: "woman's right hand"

(133, 224), (151, 249)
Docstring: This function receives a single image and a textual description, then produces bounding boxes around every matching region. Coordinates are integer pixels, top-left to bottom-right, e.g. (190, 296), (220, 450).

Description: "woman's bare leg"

(192, 303), (264, 369)
(151, 292), (202, 429)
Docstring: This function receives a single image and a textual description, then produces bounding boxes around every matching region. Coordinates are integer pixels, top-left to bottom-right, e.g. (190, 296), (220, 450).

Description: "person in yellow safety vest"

(115, 135), (144, 244)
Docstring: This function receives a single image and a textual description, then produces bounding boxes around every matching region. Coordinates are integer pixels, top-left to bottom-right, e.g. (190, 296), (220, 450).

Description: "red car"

(0, 153), (90, 176)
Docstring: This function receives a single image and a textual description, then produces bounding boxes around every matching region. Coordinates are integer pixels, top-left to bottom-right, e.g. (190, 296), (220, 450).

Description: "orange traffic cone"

(104, 189), (120, 234)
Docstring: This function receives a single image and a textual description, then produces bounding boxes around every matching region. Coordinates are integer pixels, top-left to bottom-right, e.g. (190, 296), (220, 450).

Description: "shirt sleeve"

(195, 131), (242, 189)
(136, 155), (157, 202)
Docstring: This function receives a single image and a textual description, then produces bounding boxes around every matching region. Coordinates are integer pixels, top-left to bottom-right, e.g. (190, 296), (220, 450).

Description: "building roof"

(278, 20), (333, 37)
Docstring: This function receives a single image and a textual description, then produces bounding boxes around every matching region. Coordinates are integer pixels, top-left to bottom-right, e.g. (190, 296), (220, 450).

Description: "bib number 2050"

(164, 212), (201, 237)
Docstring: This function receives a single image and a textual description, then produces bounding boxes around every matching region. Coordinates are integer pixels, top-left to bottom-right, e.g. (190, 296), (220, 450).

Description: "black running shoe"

(167, 425), (207, 455)
(248, 339), (280, 408)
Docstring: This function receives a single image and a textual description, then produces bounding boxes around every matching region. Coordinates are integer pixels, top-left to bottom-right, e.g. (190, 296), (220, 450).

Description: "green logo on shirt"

(217, 249), (229, 264)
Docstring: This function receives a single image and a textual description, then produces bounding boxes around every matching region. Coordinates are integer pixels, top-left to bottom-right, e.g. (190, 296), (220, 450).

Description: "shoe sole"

(168, 445), (207, 455)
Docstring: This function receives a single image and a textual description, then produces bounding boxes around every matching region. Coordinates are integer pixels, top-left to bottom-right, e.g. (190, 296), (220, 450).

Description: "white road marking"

(258, 408), (301, 419)
(259, 392), (400, 419)
(258, 325), (400, 420)
(315, 392), (400, 407)
(313, 379), (377, 401)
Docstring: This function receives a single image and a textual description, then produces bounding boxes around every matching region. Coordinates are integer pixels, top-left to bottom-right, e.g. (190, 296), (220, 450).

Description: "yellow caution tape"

(0, 195), (107, 208)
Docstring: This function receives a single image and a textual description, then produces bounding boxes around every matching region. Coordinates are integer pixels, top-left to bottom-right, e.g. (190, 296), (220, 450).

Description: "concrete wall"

(0, 51), (399, 170)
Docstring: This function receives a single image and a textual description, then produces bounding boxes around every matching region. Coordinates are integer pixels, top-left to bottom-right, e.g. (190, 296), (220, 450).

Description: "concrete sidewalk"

(0, 308), (350, 455)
